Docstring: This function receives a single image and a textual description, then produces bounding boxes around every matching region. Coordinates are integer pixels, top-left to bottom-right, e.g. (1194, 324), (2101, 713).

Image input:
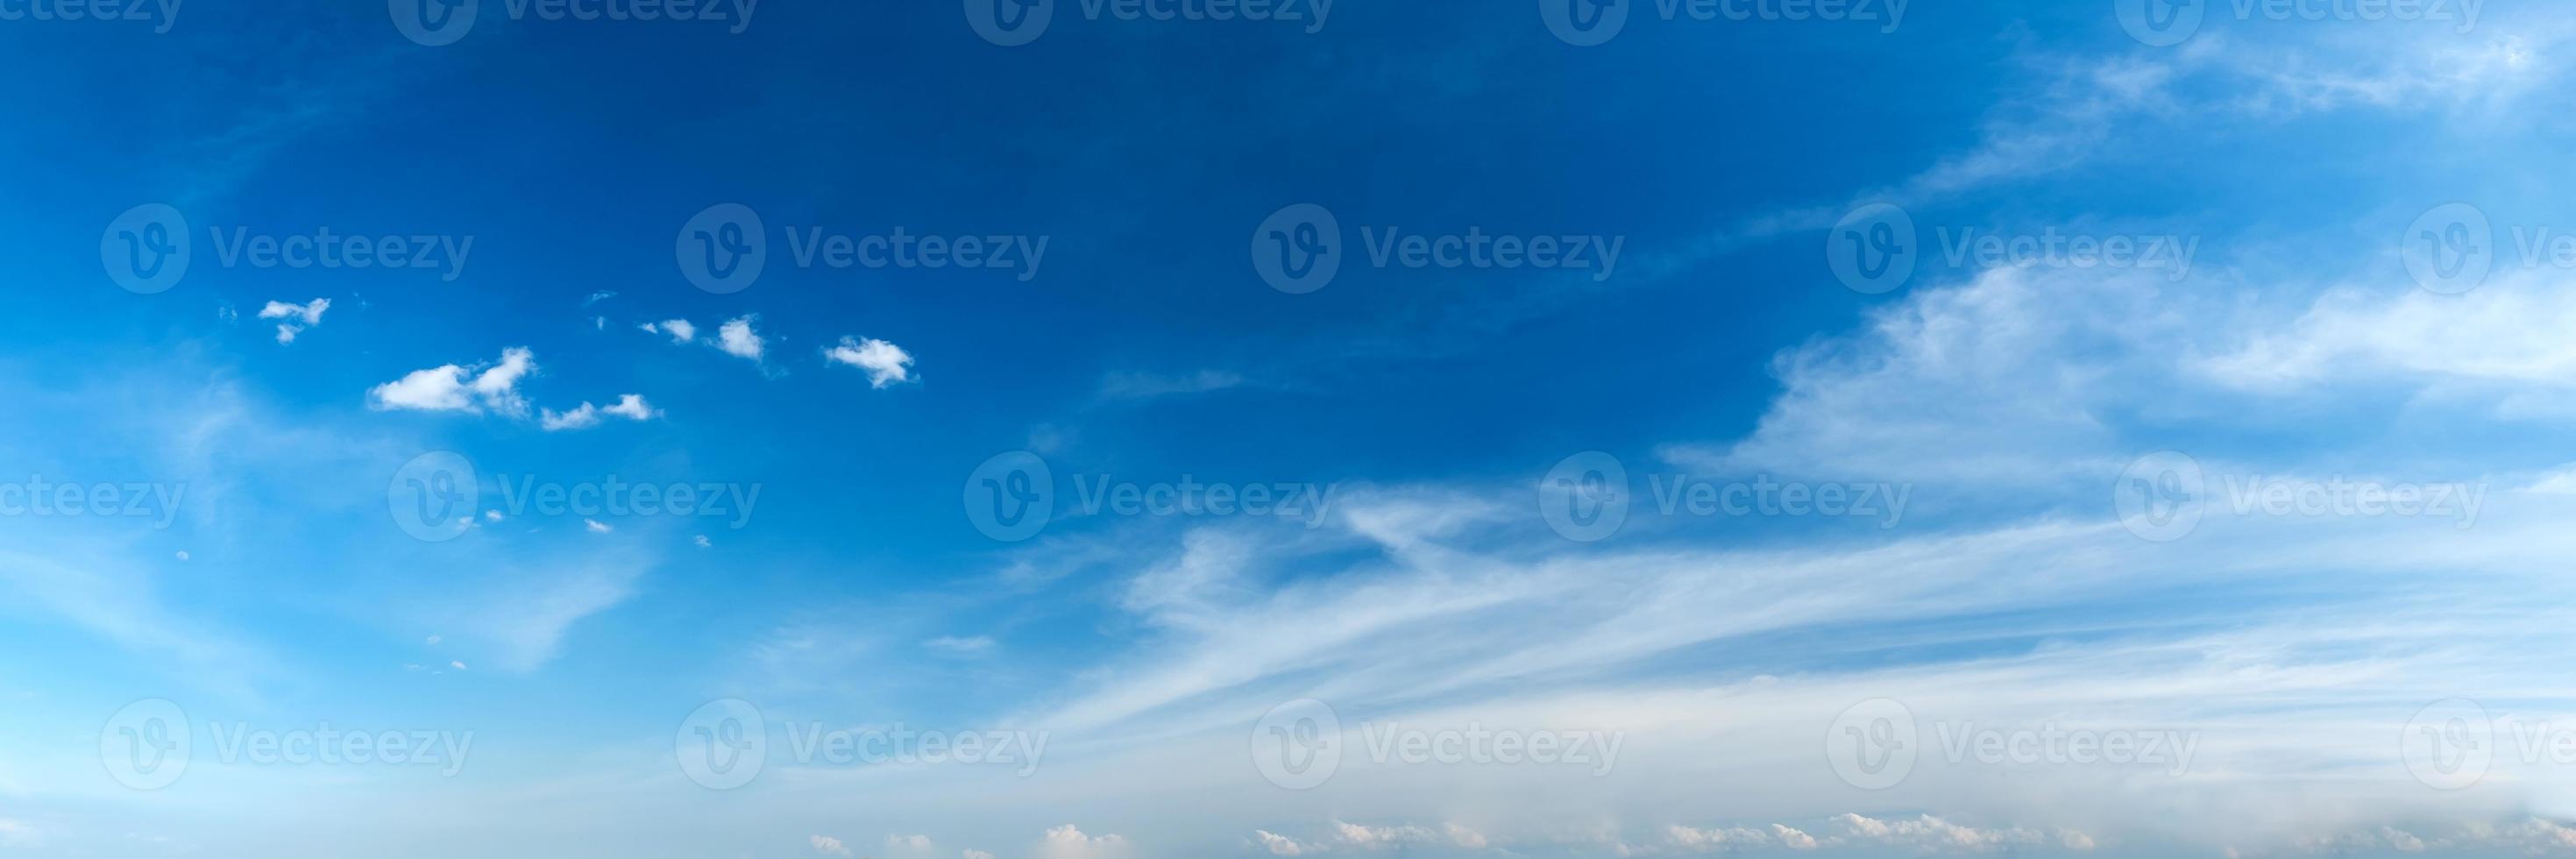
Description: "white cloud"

(449, 660), (466, 671)
(541, 394), (659, 431)
(812, 834), (853, 856)
(1040, 824), (1128, 859)
(719, 316), (766, 362)
(1253, 831), (1309, 855)
(693, 535), (712, 549)
(825, 336), (917, 388)
(585, 519), (612, 534)
(642, 318), (697, 344)
(258, 298), (330, 344)
(886, 834), (934, 852)
(368, 347), (536, 415)
(1834, 814), (2089, 854)
(964, 851), (995, 859)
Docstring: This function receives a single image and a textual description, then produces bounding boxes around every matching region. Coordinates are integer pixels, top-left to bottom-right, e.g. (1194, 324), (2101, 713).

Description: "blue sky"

(8, 0), (2576, 856)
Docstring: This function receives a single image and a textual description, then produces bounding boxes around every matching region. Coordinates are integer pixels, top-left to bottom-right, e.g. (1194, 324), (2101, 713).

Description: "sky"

(4, 0), (2576, 856)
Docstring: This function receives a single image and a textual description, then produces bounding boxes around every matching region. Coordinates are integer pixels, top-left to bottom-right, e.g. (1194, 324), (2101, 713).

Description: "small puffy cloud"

(425, 634), (441, 644)
(887, 834), (935, 852)
(483, 509), (502, 522)
(368, 347), (536, 415)
(541, 394), (660, 431)
(965, 851), (995, 859)
(642, 318), (697, 344)
(719, 316), (766, 361)
(812, 835), (853, 856)
(174, 550), (189, 561)
(1040, 824), (1128, 859)
(585, 519), (613, 534)
(693, 535), (712, 548)
(582, 290), (616, 306)
(449, 660), (466, 671)
(259, 298), (330, 344)
(825, 336), (916, 387)
(1254, 831), (1310, 855)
